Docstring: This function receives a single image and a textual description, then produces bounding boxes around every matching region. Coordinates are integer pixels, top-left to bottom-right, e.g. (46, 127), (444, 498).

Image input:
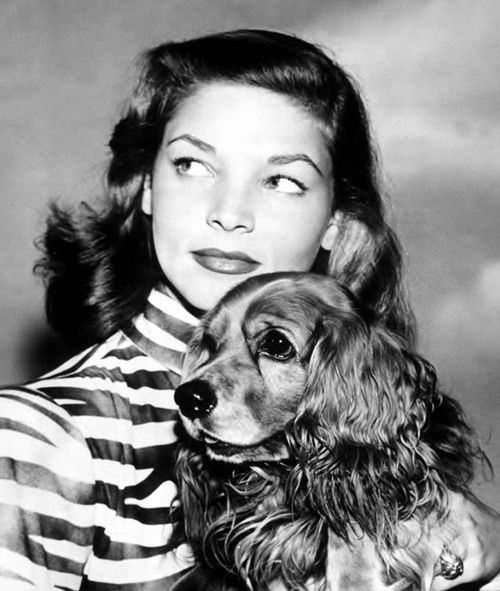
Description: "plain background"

(1, 0), (499, 508)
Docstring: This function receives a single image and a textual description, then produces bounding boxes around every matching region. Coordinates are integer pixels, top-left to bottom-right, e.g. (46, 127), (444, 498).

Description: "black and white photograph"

(1, 1), (499, 589)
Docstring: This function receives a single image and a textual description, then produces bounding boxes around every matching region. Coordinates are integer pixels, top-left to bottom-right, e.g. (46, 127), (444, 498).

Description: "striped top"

(0, 285), (199, 590)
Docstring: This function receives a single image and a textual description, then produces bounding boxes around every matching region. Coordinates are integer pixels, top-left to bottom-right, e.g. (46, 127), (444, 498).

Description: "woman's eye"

(173, 157), (212, 178)
(265, 175), (307, 195)
(258, 330), (296, 360)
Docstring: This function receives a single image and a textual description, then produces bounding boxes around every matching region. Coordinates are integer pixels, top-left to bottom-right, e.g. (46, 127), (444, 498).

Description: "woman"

(0, 29), (498, 590)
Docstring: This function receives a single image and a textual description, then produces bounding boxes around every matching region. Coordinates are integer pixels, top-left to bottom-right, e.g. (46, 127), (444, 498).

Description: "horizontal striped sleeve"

(0, 387), (96, 591)
(83, 544), (193, 586)
(0, 547), (82, 590)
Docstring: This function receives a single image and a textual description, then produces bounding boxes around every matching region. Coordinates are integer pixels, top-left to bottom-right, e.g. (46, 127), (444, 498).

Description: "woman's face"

(143, 83), (336, 311)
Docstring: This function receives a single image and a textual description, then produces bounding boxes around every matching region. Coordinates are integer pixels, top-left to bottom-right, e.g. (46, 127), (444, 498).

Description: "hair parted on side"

(35, 28), (414, 348)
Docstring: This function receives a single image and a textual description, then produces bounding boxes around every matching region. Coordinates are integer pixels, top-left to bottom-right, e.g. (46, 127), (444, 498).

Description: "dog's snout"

(174, 379), (217, 420)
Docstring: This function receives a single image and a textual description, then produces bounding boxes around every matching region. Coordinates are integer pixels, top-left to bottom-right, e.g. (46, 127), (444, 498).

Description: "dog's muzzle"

(174, 379), (217, 420)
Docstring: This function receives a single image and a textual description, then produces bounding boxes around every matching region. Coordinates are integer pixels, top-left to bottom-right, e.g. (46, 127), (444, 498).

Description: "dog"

(172, 272), (479, 590)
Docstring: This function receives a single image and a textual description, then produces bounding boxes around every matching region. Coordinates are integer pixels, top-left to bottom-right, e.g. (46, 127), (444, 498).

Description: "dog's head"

(174, 272), (437, 468)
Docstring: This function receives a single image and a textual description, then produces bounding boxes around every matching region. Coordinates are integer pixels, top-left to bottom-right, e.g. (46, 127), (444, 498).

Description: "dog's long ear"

(288, 313), (444, 546)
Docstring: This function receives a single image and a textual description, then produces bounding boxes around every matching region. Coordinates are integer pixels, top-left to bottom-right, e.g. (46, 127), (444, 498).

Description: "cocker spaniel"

(172, 272), (479, 590)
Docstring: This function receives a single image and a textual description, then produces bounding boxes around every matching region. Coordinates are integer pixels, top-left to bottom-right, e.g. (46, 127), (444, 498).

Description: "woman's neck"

(156, 278), (206, 319)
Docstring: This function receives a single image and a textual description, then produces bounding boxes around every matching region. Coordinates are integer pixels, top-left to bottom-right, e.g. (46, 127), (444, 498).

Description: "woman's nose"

(206, 181), (255, 232)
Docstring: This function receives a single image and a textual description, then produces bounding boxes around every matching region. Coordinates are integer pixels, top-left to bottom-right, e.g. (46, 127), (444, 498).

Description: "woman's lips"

(191, 248), (261, 275)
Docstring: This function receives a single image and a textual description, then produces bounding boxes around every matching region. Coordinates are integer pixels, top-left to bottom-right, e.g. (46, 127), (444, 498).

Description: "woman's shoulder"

(1, 328), (181, 453)
(24, 329), (177, 405)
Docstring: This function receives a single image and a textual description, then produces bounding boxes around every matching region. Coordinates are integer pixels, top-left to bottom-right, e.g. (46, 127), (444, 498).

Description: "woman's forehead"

(163, 82), (332, 170)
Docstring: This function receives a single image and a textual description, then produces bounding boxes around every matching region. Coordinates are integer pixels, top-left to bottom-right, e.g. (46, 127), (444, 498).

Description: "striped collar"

(125, 284), (199, 376)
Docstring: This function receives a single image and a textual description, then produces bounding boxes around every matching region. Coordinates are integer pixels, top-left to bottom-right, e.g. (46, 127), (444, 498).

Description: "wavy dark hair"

(35, 29), (414, 348)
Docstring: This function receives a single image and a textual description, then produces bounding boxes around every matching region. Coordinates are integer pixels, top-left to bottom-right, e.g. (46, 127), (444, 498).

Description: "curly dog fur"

(172, 272), (482, 590)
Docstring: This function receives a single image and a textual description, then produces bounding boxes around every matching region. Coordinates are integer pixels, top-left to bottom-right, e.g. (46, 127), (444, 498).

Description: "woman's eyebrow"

(166, 136), (323, 177)
(268, 154), (323, 177)
(167, 134), (216, 153)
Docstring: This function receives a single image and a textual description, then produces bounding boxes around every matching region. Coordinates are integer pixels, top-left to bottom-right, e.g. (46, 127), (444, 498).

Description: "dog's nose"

(174, 379), (217, 420)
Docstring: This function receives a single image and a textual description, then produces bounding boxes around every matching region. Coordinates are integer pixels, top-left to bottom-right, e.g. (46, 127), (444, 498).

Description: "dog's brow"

(200, 314), (235, 349)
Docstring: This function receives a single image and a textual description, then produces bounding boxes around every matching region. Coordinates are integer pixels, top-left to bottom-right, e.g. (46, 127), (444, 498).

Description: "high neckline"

(124, 285), (199, 375)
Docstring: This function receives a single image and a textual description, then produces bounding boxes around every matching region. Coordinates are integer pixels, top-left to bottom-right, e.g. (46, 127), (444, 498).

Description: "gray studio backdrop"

(1, 0), (499, 507)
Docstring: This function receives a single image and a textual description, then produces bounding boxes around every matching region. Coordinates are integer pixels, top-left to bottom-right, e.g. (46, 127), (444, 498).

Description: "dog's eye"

(258, 330), (295, 360)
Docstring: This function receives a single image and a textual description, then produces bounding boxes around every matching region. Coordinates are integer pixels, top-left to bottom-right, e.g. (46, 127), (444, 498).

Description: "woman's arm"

(0, 387), (96, 590)
(325, 491), (500, 590)
(431, 492), (500, 590)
